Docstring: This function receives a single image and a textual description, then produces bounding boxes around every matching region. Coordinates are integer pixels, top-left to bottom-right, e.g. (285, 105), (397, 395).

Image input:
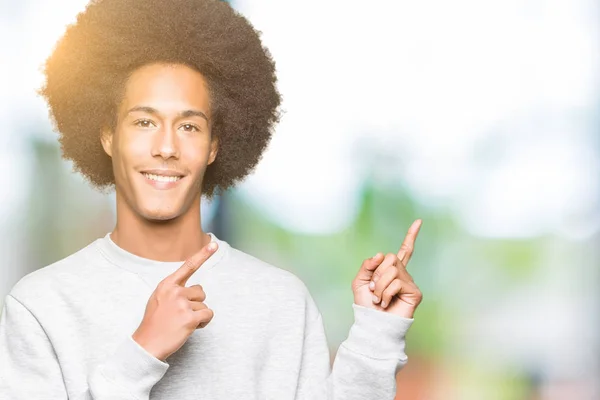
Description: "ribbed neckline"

(95, 231), (229, 278)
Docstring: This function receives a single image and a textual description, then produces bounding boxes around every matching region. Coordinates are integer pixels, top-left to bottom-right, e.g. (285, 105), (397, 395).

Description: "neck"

(110, 193), (210, 262)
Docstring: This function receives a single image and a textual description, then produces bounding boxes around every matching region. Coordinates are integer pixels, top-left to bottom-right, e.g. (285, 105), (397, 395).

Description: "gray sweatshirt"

(0, 232), (413, 399)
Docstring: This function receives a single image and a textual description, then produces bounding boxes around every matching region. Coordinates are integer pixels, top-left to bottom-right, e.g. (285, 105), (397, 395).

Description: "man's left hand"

(352, 220), (423, 319)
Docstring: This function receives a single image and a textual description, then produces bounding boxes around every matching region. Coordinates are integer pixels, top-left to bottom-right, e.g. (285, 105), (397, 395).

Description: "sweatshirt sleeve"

(0, 294), (169, 400)
(296, 301), (414, 400)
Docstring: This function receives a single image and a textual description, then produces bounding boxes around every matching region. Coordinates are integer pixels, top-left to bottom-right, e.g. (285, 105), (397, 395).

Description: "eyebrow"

(126, 106), (209, 122)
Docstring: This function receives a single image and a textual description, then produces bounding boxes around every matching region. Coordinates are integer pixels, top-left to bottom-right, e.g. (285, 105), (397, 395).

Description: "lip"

(140, 171), (186, 190)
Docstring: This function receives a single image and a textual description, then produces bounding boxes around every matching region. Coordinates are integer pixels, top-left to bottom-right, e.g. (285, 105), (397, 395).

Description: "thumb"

(354, 252), (384, 284)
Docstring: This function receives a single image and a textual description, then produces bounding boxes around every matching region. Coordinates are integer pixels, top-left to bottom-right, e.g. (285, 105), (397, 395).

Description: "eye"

(180, 123), (200, 132)
(134, 119), (155, 128)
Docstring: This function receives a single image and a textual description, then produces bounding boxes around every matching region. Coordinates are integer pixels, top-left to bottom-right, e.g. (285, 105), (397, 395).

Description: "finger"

(190, 301), (207, 312)
(194, 308), (214, 329)
(355, 253), (385, 283)
(397, 267), (415, 285)
(183, 284), (206, 302)
(371, 265), (398, 305)
(380, 278), (403, 308)
(370, 253), (398, 287)
(168, 241), (218, 286)
(397, 219), (422, 266)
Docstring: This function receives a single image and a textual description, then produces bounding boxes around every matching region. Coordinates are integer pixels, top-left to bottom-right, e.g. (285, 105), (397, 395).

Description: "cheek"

(116, 132), (148, 165)
(181, 138), (212, 170)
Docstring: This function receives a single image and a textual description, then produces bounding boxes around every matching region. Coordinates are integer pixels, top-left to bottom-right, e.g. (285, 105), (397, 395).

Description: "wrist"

(132, 330), (168, 361)
(395, 303), (417, 318)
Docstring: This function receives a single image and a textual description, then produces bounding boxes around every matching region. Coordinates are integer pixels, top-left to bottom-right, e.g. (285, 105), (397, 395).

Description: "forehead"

(120, 63), (211, 116)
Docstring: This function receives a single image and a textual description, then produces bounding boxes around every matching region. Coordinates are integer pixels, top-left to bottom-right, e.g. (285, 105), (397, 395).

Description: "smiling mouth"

(142, 172), (183, 183)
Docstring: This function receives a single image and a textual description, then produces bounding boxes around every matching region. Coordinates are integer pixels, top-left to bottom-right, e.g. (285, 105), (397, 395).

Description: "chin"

(137, 205), (183, 222)
(127, 182), (200, 223)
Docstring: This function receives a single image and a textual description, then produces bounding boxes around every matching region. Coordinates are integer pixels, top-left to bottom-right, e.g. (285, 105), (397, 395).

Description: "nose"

(152, 125), (179, 160)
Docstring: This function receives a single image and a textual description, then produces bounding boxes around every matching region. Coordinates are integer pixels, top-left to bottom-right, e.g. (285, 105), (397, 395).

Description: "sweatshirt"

(0, 232), (414, 399)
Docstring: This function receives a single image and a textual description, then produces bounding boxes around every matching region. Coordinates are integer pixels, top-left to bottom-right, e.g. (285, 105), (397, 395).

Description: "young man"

(0, 0), (423, 399)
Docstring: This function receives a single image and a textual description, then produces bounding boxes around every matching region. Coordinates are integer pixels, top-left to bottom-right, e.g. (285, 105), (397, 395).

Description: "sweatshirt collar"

(95, 231), (229, 278)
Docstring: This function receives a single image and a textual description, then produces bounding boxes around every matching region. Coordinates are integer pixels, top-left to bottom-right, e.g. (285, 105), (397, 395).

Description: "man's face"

(101, 63), (218, 221)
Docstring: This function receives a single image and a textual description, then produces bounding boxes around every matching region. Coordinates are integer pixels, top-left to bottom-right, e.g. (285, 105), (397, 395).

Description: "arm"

(0, 294), (169, 399)
(296, 301), (413, 400)
(0, 241), (219, 399)
(297, 220), (423, 399)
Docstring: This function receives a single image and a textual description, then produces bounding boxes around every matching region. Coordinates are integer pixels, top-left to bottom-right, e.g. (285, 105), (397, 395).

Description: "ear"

(100, 128), (113, 157)
(207, 136), (219, 165)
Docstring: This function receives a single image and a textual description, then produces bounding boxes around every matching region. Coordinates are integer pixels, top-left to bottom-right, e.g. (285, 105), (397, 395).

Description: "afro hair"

(40, 0), (281, 198)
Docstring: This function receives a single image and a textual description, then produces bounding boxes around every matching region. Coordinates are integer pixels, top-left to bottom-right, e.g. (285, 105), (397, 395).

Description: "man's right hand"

(132, 240), (218, 361)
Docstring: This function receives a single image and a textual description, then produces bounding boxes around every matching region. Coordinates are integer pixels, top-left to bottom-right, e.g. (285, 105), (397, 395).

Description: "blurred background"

(0, 0), (598, 399)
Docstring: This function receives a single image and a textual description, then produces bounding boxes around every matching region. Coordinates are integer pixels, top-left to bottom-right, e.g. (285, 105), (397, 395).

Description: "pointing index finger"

(168, 241), (218, 286)
(397, 219), (422, 265)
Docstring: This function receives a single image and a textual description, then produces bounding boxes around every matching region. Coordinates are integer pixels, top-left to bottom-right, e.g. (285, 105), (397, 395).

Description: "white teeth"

(143, 173), (182, 183)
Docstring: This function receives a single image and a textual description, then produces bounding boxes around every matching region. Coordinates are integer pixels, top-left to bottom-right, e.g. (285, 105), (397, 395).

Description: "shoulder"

(8, 239), (105, 307)
(224, 244), (311, 297)
(222, 243), (322, 321)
